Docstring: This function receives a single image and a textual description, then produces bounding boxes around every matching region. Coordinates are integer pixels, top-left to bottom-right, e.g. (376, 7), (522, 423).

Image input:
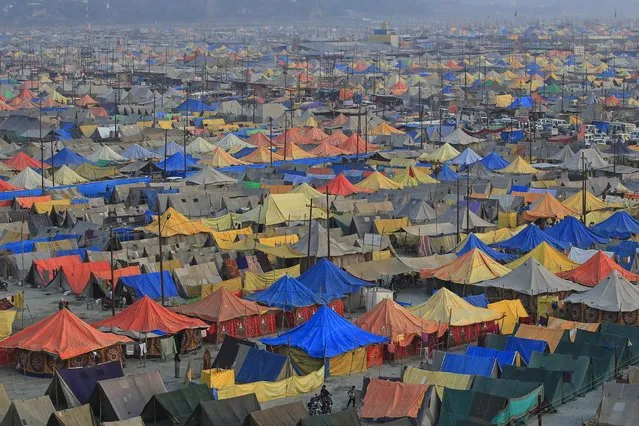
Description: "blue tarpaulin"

(156, 152), (198, 173)
(176, 99), (215, 113)
(455, 234), (516, 263)
(77, 177), (152, 199)
(508, 97), (534, 109)
(545, 216), (608, 249)
(261, 305), (387, 358)
(480, 152), (509, 170)
(451, 148), (482, 166)
(493, 224), (570, 252)
(45, 147), (92, 166)
(236, 347), (288, 383)
(504, 336), (547, 365)
(154, 141), (184, 157)
(501, 129), (525, 143)
(436, 164), (460, 182)
(465, 346), (518, 370)
(121, 144), (157, 160)
(440, 353), (497, 377)
(590, 211), (639, 239)
(245, 274), (327, 311)
(56, 361), (124, 404)
(119, 271), (179, 299)
(298, 258), (373, 299)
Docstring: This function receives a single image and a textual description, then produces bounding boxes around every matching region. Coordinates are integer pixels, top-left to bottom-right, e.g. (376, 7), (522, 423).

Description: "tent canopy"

(172, 287), (274, 323)
(493, 224), (570, 252)
(557, 251), (639, 286)
(297, 258), (372, 299)
(421, 248), (511, 284)
(454, 233), (516, 263)
(564, 270), (639, 312)
(590, 211), (639, 239)
(545, 216), (608, 249)
(410, 287), (502, 326)
(245, 274), (327, 310)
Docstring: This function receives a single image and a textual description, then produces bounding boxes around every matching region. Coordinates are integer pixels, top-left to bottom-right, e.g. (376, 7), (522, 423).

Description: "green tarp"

(600, 322), (639, 365)
(555, 341), (615, 386)
(140, 384), (213, 425)
(297, 408), (360, 426)
(471, 377), (543, 424)
(183, 393), (260, 426)
(573, 329), (630, 369)
(502, 365), (564, 408)
(528, 352), (592, 400)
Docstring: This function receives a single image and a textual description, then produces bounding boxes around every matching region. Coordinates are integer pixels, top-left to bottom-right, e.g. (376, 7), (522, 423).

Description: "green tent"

(183, 393), (260, 426)
(140, 384), (213, 425)
(528, 352), (592, 400)
(600, 322), (639, 365)
(298, 408), (361, 426)
(573, 329), (630, 369)
(502, 365), (564, 408)
(555, 341), (615, 386)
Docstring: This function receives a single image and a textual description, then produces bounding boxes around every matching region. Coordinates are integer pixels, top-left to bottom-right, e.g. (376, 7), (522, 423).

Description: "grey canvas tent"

(0, 385), (8, 419)
(183, 393), (261, 426)
(596, 382), (639, 426)
(46, 404), (98, 426)
(0, 396), (56, 426)
(247, 401), (308, 426)
(140, 384), (213, 425)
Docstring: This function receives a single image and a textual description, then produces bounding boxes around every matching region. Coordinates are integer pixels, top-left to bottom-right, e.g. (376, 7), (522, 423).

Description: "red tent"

(0, 308), (131, 375)
(92, 265), (141, 289)
(77, 94), (98, 107)
(246, 132), (272, 148)
(0, 99), (15, 111)
(58, 261), (111, 295)
(557, 251), (639, 287)
(0, 179), (20, 191)
(273, 127), (305, 146)
(340, 132), (377, 154)
(16, 87), (34, 100)
(389, 81), (408, 96)
(32, 255), (83, 287)
(172, 288), (277, 343)
(317, 173), (372, 196)
(302, 127), (329, 143)
(4, 152), (50, 171)
(308, 140), (348, 157)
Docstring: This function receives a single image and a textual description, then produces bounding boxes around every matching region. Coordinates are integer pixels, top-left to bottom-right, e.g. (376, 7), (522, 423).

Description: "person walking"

(346, 385), (357, 408)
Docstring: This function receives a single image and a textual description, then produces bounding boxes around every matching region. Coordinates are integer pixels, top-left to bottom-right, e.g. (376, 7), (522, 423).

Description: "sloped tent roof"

(0, 397), (55, 426)
(419, 143), (460, 162)
(477, 258), (586, 296)
(53, 165), (89, 185)
(203, 147), (249, 168)
(437, 128), (483, 146)
(248, 402), (309, 426)
(186, 166), (238, 186)
(173, 287), (273, 323)
(354, 298), (447, 343)
(519, 192), (579, 222)
(85, 145), (127, 163)
(215, 133), (253, 153)
(156, 151), (199, 172)
(590, 211), (639, 239)
(505, 242), (579, 273)
(497, 156), (538, 174)
(144, 207), (214, 237)
(297, 258), (373, 299)
(557, 251), (639, 286)
(183, 394), (261, 426)
(410, 287), (502, 326)
(275, 142), (315, 160)
(241, 147), (284, 163)
(562, 190), (617, 214)
(140, 385), (213, 426)
(8, 167), (52, 189)
(454, 233), (516, 263)
(451, 147), (482, 166)
(392, 166), (439, 187)
(439, 206), (496, 229)
(45, 147), (91, 167)
(480, 152), (509, 170)
(93, 296), (208, 337)
(549, 145), (575, 163)
(394, 198), (438, 222)
(562, 148), (609, 171)
(493, 224), (569, 252)
(291, 182), (324, 199)
(0, 308), (131, 359)
(422, 248), (511, 284)
(47, 403), (96, 426)
(290, 221), (356, 257)
(564, 270), (639, 312)
(360, 379), (428, 421)
(186, 137), (217, 155)
(121, 144), (158, 160)
(357, 171), (403, 191)
(4, 152), (50, 171)
(435, 164), (460, 181)
(545, 216), (608, 249)
(317, 173), (371, 196)
(308, 140), (348, 157)
(239, 193), (329, 226)
(245, 274), (327, 310)
(261, 305), (387, 358)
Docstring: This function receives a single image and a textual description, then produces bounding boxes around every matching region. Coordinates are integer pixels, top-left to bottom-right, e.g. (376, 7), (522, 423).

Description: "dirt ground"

(0, 285), (600, 424)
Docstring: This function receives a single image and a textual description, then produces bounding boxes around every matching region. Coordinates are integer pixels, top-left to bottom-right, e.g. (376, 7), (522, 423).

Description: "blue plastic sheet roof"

(493, 224), (570, 252)
(156, 151), (198, 172)
(480, 152), (509, 171)
(436, 164), (460, 182)
(504, 336), (547, 365)
(455, 234), (516, 263)
(119, 271), (179, 299)
(261, 305), (387, 358)
(45, 147), (92, 166)
(121, 144), (157, 160)
(245, 274), (327, 310)
(236, 347), (288, 383)
(465, 346), (518, 370)
(440, 353), (496, 377)
(451, 148), (482, 166)
(590, 211), (639, 239)
(298, 258), (373, 299)
(545, 216), (608, 249)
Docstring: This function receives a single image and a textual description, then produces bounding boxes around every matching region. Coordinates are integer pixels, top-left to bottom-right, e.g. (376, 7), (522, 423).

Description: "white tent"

(8, 167), (52, 189)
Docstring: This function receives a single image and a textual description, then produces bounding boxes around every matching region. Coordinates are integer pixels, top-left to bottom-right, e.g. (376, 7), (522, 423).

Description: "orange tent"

(520, 192), (579, 222)
(241, 147), (284, 164)
(325, 114), (348, 128)
(32, 255), (83, 286)
(317, 173), (372, 196)
(15, 195), (51, 209)
(302, 126), (329, 143)
(355, 298), (447, 345)
(11, 98), (37, 109)
(273, 127), (305, 146)
(93, 296), (208, 335)
(557, 251), (639, 286)
(308, 140), (348, 157)
(361, 379), (429, 420)
(340, 132), (377, 154)
(421, 248), (511, 284)
(246, 132), (272, 148)
(389, 81), (408, 96)
(0, 99), (15, 111)
(275, 142), (315, 160)
(92, 265), (141, 288)
(0, 309), (131, 374)
(16, 87), (34, 100)
(4, 152), (50, 171)
(77, 94), (98, 107)
(0, 179), (19, 191)
(39, 97), (61, 108)
(58, 261), (111, 295)
(324, 130), (349, 146)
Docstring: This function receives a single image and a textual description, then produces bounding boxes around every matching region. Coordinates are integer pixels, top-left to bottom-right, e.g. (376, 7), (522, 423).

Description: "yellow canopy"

(562, 190), (621, 214)
(497, 156), (538, 174)
(403, 367), (473, 399)
(144, 207), (214, 237)
(0, 310), (17, 339)
(506, 241), (579, 274)
(202, 147), (248, 168)
(370, 122), (404, 136)
(410, 287), (502, 326)
(392, 166), (438, 187)
(291, 182), (324, 199)
(32, 199), (71, 214)
(74, 163), (119, 180)
(53, 165), (88, 185)
(488, 300), (529, 334)
(358, 171), (404, 191)
(475, 225), (525, 244)
(419, 143), (460, 162)
(423, 248), (511, 284)
(495, 94), (514, 108)
(238, 193), (329, 225)
(241, 147), (284, 164)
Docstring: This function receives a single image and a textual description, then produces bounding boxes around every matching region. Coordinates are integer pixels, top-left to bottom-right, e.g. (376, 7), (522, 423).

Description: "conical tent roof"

(298, 258), (372, 299)
(564, 271), (639, 312)
(245, 274), (327, 310)
(562, 148), (609, 171)
(216, 133), (252, 153)
(291, 221), (356, 257)
(590, 211), (639, 239)
(419, 143), (460, 162)
(357, 171), (403, 191)
(308, 140), (348, 157)
(86, 145), (127, 163)
(53, 165), (88, 185)
(186, 166), (237, 186)
(497, 156), (538, 174)
(0, 309), (131, 359)
(339, 133), (377, 154)
(144, 207), (214, 237)
(45, 147), (90, 167)
(261, 305), (387, 358)
(454, 233), (516, 263)
(4, 152), (49, 171)
(439, 206), (496, 229)
(506, 241), (579, 273)
(291, 182), (323, 199)
(324, 130), (349, 146)
(273, 127), (305, 146)
(154, 141), (183, 157)
(435, 164), (460, 181)
(173, 287), (272, 323)
(246, 132), (272, 148)
(478, 258), (586, 296)
(549, 145), (575, 163)
(317, 173), (371, 196)
(562, 190), (617, 214)
(410, 287), (502, 326)
(479, 152), (509, 170)
(520, 192), (579, 222)
(241, 147), (283, 163)
(121, 144), (158, 160)
(545, 216), (608, 249)
(355, 298), (446, 343)
(275, 142), (315, 159)
(202, 147), (248, 168)
(186, 137), (217, 155)
(468, 161), (495, 178)
(494, 224), (569, 252)
(302, 126), (329, 142)
(392, 166), (438, 187)
(370, 122), (404, 136)
(421, 248), (511, 284)
(557, 251), (639, 287)
(8, 167), (51, 189)
(394, 198), (438, 222)
(93, 296), (207, 336)
(451, 147), (482, 166)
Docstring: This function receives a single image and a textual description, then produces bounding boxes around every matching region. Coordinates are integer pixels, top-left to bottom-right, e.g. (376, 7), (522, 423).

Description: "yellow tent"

(475, 225), (525, 244)
(422, 248), (511, 284)
(370, 122), (404, 136)
(0, 310), (17, 339)
(392, 166), (438, 187)
(144, 207), (214, 237)
(358, 171), (403, 191)
(202, 147), (248, 168)
(403, 367), (473, 399)
(495, 94), (514, 108)
(241, 147), (284, 164)
(73, 163), (119, 180)
(291, 182), (324, 199)
(488, 300), (529, 334)
(53, 165), (88, 185)
(562, 190), (621, 214)
(497, 156), (538, 174)
(304, 116), (319, 127)
(410, 287), (502, 326)
(506, 241), (579, 273)
(238, 193), (329, 225)
(419, 143), (460, 162)
(32, 199), (72, 214)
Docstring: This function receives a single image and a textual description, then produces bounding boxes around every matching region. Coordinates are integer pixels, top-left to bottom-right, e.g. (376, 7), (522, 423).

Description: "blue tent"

(236, 347), (289, 383)
(501, 129), (525, 143)
(435, 164), (460, 182)
(245, 274), (327, 310)
(492, 224), (569, 252)
(508, 96), (534, 109)
(156, 152), (198, 173)
(53, 361), (124, 405)
(480, 152), (509, 170)
(154, 141), (184, 157)
(119, 271), (179, 299)
(465, 346), (518, 370)
(176, 98), (215, 113)
(451, 148), (482, 166)
(504, 336), (547, 364)
(455, 234), (516, 263)
(45, 147), (91, 167)
(121, 144), (157, 160)
(590, 211), (639, 239)
(261, 305), (387, 358)
(545, 216), (608, 249)
(297, 258), (372, 299)
(440, 353), (497, 377)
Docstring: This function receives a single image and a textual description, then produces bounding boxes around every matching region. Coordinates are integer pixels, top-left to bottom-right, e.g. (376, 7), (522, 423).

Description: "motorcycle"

(101, 296), (126, 311)
(307, 393), (333, 416)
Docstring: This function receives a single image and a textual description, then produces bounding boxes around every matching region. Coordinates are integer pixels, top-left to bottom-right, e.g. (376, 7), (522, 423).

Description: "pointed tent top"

(520, 192), (580, 222)
(392, 166), (438, 187)
(202, 147), (249, 168)
(246, 132), (272, 148)
(216, 133), (253, 153)
(241, 147), (284, 164)
(86, 145), (128, 163)
(245, 274), (327, 310)
(4, 152), (50, 171)
(358, 171), (404, 191)
(454, 233), (516, 263)
(419, 143), (460, 162)
(144, 207), (214, 237)
(421, 248), (512, 284)
(172, 287), (273, 323)
(410, 287), (502, 326)
(8, 167), (52, 189)
(494, 223), (570, 252)
(589, 211), (639, 239)
(274, 142), (315, 160)
(308, 140), (348, 157)
(506, 241), (579, 273)
(186, 137), (217, 154)
(562, 190), (616, 213)
(291, 182), (323, 199)
(497, 156), (538, 174)
(451, 147), (483, 166)
(186, 166), (238, 186)
(317, 173), (372, 196)
(564, 270), (639, 312)
(557, 251), (639, 287)
(545, 216), (608, 249)
(298, 258), (372, 299)
(479, 152), (509, 170)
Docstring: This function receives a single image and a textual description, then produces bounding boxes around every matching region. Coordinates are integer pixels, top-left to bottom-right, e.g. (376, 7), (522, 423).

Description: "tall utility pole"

(456, 178), (461, 243)
(418, 85), (424, 149)
(581, 152), (587, 225)
(39, 98), (44, 191)
(183, 88), (189, 176)
(269, 117), (273, 166)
